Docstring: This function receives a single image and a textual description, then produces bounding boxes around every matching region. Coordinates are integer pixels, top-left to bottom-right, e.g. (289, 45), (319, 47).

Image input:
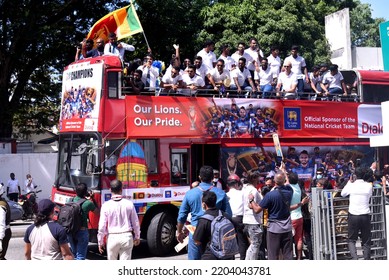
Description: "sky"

(361, 0), (387, 20)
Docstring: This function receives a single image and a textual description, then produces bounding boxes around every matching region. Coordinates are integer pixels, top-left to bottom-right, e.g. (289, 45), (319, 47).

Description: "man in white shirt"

(245, 38), (264, 79)
(230, 57), (257, 96)
(218, 44), (235, 71)
(267, 45), (281, 79)
(103, 32), (135, 60)
(97, 180), (140, 260)
(254, 58), (275, 98)
(24, 174), (35, 195)
(192, 56), (209, 81)
(160, 66), (184, 93)
(6, 173), (20, 202)
(137, 54), (160, 89)
(341, 167), (373, 260)
(181, 64), (205, 95)
(284, 45), (309, 94)
(196, 39), (217, 71)
(276, 61), (298, 99)
(320, 64), (348, 99)
(226, 174), (249, 260)
(207, 59), (230, 92)
(231, 42), (251, 67)
(242, 170), (263, 260)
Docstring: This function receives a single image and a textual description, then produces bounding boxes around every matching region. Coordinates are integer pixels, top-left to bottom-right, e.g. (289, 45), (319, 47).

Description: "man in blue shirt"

(249, 171), (308, 260)
(176, 165), (232, 260)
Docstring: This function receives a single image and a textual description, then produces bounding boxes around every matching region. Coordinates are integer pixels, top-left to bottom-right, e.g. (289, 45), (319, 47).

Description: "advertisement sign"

(101, 186), (190, 204)
(125, 97), (382, 139)
(220, 145), (374, 191)
(59, 62), (103, 132)
(379, 21), (389, 71)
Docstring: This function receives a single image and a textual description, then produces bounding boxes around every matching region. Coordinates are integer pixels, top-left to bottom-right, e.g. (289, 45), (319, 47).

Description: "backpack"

(202, 211), (239, 259)
(57, 198), (86, 235)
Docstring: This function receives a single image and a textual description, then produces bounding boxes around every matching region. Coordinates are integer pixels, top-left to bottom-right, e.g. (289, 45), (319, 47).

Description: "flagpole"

(142, 32), (151, 53)
(130, 1), (151, 53)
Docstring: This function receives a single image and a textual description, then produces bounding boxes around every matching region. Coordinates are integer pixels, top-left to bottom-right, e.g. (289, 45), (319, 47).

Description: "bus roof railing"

(122, 87), (361, 102)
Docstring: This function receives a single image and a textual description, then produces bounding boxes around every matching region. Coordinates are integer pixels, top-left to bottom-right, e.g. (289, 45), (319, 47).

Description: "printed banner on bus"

(59, 62), (103, 132)
(220, 144), (375, 192)
(101, 186), (190, 204)
(125, 97), (382, 139)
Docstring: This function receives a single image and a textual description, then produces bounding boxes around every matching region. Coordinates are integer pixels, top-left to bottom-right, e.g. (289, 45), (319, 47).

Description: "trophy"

(188, 106), (197, 130)
(223, 78), (231, 87)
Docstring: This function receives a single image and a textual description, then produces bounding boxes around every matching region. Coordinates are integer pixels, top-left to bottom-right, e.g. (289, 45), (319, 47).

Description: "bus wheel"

(147, 212), (176, 256)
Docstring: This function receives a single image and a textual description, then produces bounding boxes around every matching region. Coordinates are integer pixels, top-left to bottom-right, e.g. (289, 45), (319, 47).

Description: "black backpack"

(57, 198), (86, 235)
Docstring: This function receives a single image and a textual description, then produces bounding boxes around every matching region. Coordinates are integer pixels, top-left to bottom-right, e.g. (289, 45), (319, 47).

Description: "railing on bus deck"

(121, 86), (361, 102)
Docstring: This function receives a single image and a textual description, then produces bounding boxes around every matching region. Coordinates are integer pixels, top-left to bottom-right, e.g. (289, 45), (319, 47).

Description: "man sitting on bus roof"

(160, 66), (184, 94)
(276, 61), (298, 100)
(125, 69), (145, 95)
(181, 64), (205, 95)
(320, 64), (348, 100)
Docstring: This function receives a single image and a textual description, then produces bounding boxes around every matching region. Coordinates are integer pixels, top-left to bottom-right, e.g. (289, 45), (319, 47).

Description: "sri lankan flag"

(87, 3), (143, 42)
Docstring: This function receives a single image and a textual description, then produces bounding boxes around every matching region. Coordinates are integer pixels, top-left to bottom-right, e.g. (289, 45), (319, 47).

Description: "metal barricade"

(311, 187), (387, 260)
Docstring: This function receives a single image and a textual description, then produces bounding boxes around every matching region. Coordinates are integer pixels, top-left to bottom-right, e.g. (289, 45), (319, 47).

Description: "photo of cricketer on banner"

(59, 62), (103, 132)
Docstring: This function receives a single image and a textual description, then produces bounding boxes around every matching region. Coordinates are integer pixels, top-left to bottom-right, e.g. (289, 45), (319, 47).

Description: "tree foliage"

(0, 0), (128, 139)
(0, 0), (382, 139)
(350, 0), (385, 47)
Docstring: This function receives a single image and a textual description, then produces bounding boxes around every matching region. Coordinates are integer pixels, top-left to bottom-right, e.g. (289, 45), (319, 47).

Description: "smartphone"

(276, 156), (283, 167)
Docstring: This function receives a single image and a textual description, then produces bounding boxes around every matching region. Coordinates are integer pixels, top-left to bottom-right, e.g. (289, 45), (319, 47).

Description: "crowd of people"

(1, 155), (388, 260)
(176, 158), (389, 260)
(0, 175), (140, 260)
(75, 32), (357, 100)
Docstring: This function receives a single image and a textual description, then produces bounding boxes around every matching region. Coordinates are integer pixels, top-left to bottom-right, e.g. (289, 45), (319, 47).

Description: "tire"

(147, 212), (177, 256)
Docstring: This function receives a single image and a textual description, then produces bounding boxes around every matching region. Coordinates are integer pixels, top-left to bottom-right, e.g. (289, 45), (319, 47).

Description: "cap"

(0, 183), (5, 196)
(227, 174), (240, 185)
(38, 199), (55, 216)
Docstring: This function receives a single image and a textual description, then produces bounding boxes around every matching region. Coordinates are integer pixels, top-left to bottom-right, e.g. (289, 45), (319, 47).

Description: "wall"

(352, 47), (384, 70)
(325, 8), (352, 69)
(0, 153), (57, 201)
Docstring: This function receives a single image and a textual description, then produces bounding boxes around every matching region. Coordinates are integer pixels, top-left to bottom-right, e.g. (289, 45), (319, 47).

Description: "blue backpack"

(202, 211), (239, 259)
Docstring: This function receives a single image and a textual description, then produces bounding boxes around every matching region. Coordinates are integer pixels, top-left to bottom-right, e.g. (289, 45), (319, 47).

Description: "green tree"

(199, 0), (335, 68)
(0, 0), (128, 139)
(134, 0), (214, 62)
(350, 0), (385, 47)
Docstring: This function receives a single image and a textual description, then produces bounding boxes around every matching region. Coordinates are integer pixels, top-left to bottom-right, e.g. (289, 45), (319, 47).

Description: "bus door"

(170, 147), (189, 185)
(190, 143), (221, 182)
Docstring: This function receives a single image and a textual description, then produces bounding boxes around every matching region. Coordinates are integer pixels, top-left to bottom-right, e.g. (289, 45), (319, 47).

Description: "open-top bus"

(51, 55), (388, 256)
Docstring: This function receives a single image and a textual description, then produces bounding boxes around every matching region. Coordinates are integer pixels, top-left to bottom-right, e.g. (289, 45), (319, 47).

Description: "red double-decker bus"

(51, 55), (389, 256)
